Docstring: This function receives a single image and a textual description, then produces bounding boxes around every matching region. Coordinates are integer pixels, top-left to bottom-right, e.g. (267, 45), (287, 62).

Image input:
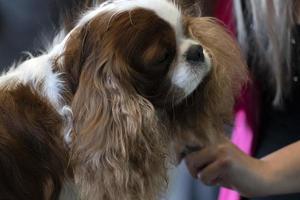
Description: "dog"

(0, 0), (247, 199)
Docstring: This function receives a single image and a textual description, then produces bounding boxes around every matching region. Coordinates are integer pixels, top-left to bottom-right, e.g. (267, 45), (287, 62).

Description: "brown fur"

(58, 9), (173, 200)
(171, 17), (247, 150)
(0, 84), (67, 200)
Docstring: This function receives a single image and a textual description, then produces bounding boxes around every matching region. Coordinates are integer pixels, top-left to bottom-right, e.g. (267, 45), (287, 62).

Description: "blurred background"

(0, 0), (72, 68)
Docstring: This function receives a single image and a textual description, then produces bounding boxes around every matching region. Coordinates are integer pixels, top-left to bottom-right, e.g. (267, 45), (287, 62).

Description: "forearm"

(260, 141), (300, 196)
(185, 139), (300, 198)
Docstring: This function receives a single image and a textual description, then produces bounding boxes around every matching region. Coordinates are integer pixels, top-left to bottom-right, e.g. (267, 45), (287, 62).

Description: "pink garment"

(214, 0), (260, 200)
(214, 0), (236, 35)
(218, 85), (259, 200)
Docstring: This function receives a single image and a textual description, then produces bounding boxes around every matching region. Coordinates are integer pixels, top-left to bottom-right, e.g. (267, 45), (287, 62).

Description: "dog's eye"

(153, 51), (170, 65)
(140, 46), (175, 74)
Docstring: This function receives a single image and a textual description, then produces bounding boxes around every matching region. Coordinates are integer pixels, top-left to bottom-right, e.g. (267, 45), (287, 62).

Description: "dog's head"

(56, 0), (247, 199)
(63, 0), (212, 107)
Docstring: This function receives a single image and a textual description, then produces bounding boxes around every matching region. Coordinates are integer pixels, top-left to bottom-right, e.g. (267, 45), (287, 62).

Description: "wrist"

(238, 158), (274, 198)
(254, 158), (280, 197)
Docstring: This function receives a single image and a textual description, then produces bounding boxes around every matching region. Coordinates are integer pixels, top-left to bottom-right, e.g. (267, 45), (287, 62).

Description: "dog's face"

(65, 0), (212, 107)
(107, 9), (212, 106)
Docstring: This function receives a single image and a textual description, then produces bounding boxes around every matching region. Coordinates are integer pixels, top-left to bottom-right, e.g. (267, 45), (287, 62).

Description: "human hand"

(184, 139), (273, 197)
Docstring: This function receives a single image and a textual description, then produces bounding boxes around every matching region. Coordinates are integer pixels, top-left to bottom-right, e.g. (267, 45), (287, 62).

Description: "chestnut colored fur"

(0, 2), (247, 200)
(59, 10), (172, 200)
(0, 85), (67, 200)
(171, 17), (247, 148)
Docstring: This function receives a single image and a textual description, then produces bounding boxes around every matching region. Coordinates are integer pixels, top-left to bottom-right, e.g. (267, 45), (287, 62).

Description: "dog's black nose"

(186, 45), (204, 64)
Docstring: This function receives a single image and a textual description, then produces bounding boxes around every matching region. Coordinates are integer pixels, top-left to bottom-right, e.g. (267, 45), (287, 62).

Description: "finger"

(185, 146), (217, 178)
(198, 160), (225, 186)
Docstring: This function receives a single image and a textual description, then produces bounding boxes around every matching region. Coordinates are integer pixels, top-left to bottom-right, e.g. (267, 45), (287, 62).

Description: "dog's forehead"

(78, 0), (183, 39)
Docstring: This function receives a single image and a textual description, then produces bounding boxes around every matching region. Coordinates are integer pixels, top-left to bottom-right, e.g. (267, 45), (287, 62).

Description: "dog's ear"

(61, 14), (169, 199)
(60, 22), (97, 96)
(69, 53), (168, 200)
(172, 17), (248, 149)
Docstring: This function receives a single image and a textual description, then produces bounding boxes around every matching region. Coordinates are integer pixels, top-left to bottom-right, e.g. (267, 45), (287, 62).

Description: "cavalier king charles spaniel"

(0, 0), (247, 199)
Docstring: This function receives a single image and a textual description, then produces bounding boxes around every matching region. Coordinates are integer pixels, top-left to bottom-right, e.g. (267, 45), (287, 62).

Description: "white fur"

(0, 55), (63, 109)
(75, 0), (184, 52)
(172, 39), (212, 97)
(77, 0), (182, 33)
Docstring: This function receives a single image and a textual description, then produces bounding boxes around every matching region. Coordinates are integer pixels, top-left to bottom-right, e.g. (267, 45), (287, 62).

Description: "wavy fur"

(171, 17), (248, 149)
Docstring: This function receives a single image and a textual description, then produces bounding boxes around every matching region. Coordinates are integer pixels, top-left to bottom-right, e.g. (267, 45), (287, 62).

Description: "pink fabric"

(218, 85), (258, 200)
(214, 0), (260, 200)
(214, 0), (235, 34)
(231, 110), (254, 153)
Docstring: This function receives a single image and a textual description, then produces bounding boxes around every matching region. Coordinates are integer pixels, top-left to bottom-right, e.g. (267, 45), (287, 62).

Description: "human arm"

(185, 138), (300, 197)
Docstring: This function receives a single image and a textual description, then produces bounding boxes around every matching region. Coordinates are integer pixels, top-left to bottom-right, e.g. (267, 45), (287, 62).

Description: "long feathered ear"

(68, 53), (168, 199)
(172, 17), (248, 150)
(55, 11), (169, 199)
